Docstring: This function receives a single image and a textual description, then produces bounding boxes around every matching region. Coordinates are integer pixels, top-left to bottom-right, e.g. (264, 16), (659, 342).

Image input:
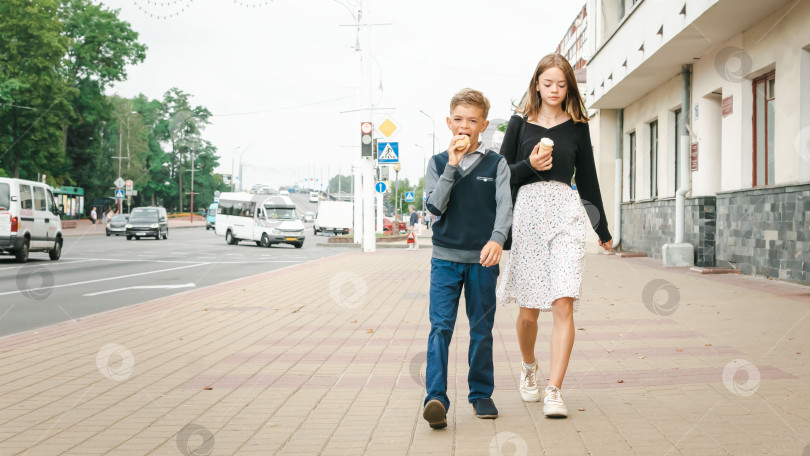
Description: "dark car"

(106, 214), (129, 237)
(126, 207), (168, 240)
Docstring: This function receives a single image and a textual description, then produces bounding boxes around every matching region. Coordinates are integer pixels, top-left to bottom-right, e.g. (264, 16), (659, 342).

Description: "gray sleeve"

(425, 158), (456, 215)
(489, 158), (513, 246)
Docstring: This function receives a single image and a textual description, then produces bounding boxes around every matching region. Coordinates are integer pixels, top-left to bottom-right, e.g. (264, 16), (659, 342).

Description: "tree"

(58, 0), (146, 202)
(157, 88), (212, 212)
(0, 0), (72, 180)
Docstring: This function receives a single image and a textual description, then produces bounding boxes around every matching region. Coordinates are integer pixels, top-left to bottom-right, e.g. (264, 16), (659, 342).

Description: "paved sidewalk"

(0, 246), (809, 455)
(62, 218), (206, 237)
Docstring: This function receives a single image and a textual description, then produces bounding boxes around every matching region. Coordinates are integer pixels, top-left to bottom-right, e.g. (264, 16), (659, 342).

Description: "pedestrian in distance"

(421, 88), (513, 429)
(90, 207), (97, 230)
(408, 205), (420, 248)
(497, 53), (613, 418)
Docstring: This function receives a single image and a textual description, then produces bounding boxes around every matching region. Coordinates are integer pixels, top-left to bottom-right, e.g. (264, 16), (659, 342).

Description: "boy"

(421, 88), (513, 429)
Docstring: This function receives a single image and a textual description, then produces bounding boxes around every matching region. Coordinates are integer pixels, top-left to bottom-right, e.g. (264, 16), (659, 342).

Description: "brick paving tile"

(1, 248), (809, 455)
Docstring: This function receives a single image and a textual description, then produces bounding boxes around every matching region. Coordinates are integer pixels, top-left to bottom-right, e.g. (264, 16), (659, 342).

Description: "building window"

(753, 71), (775, 186)
(649, 120), (658, 198)
(628, 131), (636, 200)
(674, 108), (682, 192)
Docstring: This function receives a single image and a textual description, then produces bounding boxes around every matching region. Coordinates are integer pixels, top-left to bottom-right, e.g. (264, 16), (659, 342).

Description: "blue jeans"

(424, 258), (499, 411)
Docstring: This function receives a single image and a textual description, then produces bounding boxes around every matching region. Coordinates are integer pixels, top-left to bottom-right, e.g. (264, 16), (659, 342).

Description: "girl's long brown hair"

(517, 53), (589, 123)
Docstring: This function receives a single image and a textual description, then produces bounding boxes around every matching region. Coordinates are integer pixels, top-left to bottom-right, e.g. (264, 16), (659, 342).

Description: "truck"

(313, 201), (353, 236)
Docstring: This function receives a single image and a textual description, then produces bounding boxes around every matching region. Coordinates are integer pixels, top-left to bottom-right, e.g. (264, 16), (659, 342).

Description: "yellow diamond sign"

(377, 118), (399, 138)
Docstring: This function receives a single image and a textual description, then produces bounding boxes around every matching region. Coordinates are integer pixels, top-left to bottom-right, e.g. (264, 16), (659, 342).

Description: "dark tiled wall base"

(716, 184), (810, 285)
(620, 197), (716, 267)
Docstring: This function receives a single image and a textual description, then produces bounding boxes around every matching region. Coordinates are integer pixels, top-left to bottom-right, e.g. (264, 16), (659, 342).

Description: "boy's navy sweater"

(424, 146), (513, 264)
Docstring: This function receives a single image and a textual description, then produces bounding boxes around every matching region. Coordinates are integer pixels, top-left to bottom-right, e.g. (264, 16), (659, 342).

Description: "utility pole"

(189, 141), (195, 223)
(118, 118), (123, 213)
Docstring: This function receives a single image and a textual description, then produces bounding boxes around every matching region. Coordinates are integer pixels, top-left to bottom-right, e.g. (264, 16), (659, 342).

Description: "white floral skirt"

(497, 181), (587, 311)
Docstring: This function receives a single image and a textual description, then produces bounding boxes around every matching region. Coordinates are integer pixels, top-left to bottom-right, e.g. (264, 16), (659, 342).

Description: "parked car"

(382, 217), (393, 233)
(106, 214), (129, 236)
(206, 203), (217, 230)
(0, 177), (63, 263)
(303, 211), (315, 223)
(126, 207), (168, 240)
(215, 193), (306, 248)
(279, 190), (289, 196)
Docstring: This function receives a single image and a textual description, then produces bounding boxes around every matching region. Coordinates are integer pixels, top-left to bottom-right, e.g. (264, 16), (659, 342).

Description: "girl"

(497, 54), (613, 418)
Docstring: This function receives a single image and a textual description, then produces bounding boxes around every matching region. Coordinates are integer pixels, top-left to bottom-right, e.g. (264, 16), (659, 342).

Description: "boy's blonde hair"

(450, 88), (490, 119)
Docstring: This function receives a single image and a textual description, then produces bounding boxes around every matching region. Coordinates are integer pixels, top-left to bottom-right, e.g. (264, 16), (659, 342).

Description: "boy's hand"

(529, 142), (553, 171)
(480, 241), (503, 267)
(448, 134), (471, 167)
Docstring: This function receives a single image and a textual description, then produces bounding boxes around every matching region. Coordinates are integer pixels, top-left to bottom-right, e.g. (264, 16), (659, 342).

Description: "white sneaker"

(543, 386), (568, 417)
(519, 363), (542, 402)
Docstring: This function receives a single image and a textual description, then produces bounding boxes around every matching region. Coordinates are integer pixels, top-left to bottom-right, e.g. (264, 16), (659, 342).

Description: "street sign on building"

(404, 192), (415, 202)
(377, 142), (399, 164)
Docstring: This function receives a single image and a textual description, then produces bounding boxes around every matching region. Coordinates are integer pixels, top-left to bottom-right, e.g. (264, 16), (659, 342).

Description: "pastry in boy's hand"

(454, 135), (470, 151)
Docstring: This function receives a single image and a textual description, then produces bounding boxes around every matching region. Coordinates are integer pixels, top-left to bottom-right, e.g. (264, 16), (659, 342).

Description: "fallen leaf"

(675, 349), (684, 352)
(366, 328), (374, 334)
(705, 343), (712, 346)
(578, 408), (585, 411)
(637, 356), (646, 359)
(577, 327), (585, 331)
(797, 352), (802, 355)
(203, 387), (213, 390)
(617, 380), (624, 383)
(203, 308), (208, 311)
(350, 320), (357, 323)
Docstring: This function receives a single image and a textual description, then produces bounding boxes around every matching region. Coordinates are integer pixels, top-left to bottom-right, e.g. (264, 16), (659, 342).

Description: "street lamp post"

(419, 109), (436, 157)
(415, 144), (428, 211)
(393, 162), (401, 222)
(231, 146), (242, 191)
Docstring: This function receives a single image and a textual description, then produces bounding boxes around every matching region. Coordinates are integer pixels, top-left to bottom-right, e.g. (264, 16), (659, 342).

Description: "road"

(0, 194), (349, 338)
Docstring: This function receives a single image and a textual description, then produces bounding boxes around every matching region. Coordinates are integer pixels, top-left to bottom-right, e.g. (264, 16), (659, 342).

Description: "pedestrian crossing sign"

(114, 189), (125, 199)
(404, 192), (415, 202)
(377, 142), (399, 164)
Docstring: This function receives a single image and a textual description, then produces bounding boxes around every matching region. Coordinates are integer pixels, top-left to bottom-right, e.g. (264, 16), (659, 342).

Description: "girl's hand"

(529, 143), (553, 171)
(598, 238), (613, 251)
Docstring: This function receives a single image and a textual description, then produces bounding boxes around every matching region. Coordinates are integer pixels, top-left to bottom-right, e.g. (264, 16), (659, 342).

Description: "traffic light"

(361, 122), (373, 157)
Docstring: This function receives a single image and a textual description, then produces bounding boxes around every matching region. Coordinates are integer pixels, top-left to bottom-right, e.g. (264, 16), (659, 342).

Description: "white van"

(309, 191), (319, 203)
(0, 177), (63, 263)
(215, 193), (306, 248)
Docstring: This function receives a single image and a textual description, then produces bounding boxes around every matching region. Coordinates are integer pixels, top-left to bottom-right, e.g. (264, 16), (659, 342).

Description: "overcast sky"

(103, 0), (585, 189)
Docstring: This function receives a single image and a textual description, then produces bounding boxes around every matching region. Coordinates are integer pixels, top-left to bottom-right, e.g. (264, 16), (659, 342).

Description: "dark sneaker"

(423, 399), (447, 429)
(472, 398), (498, 419)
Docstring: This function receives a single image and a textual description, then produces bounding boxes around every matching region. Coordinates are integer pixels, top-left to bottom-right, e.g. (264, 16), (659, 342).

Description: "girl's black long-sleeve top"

(500, 114), (612, 243)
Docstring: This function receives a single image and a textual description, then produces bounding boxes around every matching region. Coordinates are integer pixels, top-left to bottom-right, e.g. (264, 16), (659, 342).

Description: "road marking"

(0, 263), (209, 297)
(84, 283), (196, 297)
(0, 259), (97, 272)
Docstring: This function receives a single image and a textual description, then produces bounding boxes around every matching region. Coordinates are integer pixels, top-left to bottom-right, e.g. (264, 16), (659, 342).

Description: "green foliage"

(0, 0), (72, 179)
(0, 0), (224, 215)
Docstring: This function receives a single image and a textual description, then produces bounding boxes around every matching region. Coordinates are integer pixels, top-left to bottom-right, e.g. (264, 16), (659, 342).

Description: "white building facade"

(585, 0), (810, 283)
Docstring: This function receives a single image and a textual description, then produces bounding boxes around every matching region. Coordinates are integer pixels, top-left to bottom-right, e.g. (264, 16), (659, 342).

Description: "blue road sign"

(114, 189), (125, 199)
(377, 142), (399, 164)
(404, 192), (415, 202)
(375, 181), (387, 193)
